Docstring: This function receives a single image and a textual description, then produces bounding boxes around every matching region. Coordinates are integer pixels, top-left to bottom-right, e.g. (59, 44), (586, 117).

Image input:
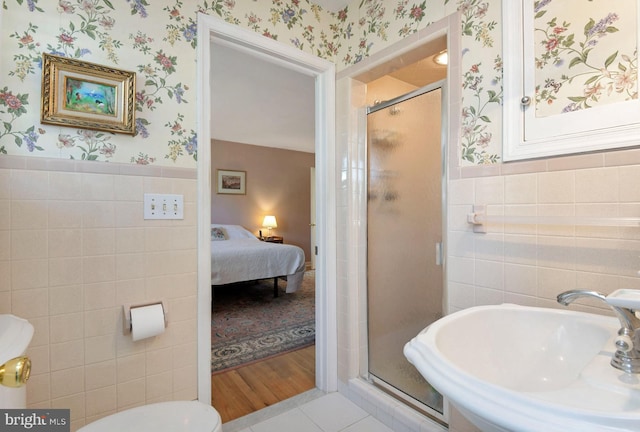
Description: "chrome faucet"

(557, 289), (640, 374)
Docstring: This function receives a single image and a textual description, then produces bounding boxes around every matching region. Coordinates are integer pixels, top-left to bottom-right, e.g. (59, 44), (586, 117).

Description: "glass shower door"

(367, 86), (444, 416)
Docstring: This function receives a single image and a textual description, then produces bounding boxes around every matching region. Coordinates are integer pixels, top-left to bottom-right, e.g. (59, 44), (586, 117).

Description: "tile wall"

(448, 152), (640, 317)
(0, 156), (198, 431)
(435, 151), (640, 431)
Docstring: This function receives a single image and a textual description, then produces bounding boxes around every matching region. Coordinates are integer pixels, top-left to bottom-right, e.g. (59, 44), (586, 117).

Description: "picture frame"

(41, 53), (136, 135)
(217, 169), (246, 195)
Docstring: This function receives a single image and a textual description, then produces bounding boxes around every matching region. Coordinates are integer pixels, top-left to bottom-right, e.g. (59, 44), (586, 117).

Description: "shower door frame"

(365, 81), (448, 424)
(336, 12), (461, 429)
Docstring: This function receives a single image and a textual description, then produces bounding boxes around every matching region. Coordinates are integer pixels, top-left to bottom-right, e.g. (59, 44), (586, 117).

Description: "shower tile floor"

(223, 390), (394, 432)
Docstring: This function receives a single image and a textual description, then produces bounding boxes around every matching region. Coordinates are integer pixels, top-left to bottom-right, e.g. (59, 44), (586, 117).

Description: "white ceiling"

(211, 43), (316, 153)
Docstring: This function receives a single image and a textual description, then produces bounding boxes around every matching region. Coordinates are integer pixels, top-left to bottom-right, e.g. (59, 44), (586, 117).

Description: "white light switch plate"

(143, 194), (184, 220)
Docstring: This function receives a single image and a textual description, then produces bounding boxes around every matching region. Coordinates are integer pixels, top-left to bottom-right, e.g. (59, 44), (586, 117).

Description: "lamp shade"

(262, 215), (278, 229)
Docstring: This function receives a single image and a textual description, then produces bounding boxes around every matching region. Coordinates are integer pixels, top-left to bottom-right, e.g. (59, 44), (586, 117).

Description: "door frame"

(310, 167), (316, 270)
(196, 13), (337, 403)
(335, 11), (461, 427)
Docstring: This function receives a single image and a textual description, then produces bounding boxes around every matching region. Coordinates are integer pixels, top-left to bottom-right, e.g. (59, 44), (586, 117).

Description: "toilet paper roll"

(130, 303), (165, 341)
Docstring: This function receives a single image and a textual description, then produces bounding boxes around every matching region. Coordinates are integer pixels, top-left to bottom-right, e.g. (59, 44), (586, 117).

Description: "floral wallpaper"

(533, 0), (637, 117)
(1, 0), (505, 167)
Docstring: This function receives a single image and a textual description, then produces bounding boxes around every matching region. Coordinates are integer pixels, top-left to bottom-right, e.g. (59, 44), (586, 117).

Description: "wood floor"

(211, 345), (315, 423)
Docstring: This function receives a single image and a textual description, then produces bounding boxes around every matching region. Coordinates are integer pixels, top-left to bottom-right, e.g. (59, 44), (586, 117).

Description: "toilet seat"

(78, 401), (222, 432)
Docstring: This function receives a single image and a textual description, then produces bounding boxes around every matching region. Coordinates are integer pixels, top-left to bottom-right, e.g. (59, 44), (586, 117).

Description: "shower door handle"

(435, 242), (443, 266)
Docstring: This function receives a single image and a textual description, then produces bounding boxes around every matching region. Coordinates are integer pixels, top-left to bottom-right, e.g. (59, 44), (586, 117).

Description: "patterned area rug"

(211, 271), (315, 373)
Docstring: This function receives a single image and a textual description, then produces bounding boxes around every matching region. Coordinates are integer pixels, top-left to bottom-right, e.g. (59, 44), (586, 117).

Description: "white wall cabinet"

(502, 0), (640, 161)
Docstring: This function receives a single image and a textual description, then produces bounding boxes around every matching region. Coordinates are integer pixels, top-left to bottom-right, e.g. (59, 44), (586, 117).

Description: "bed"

(210, 224), (306, 295)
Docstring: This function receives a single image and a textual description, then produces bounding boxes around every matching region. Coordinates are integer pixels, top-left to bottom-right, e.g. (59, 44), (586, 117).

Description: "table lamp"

(262, 215), (277, 239)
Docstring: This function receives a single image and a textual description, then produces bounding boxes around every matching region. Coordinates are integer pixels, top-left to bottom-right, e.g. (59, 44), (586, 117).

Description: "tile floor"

(222, 390), (394, 432)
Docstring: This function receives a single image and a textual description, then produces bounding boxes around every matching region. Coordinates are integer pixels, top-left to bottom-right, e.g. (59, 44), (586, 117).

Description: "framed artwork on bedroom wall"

(216, 169), (246, 194)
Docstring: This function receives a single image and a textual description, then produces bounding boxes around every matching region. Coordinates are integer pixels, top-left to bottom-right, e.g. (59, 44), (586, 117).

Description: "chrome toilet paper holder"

(122, 300), (169, 335)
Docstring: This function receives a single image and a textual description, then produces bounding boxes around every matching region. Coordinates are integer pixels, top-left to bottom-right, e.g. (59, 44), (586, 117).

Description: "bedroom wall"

(211, 140), (314, 259)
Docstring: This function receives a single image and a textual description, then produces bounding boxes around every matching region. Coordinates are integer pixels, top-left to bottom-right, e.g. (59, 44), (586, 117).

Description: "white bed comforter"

(210, 237), (306, 293)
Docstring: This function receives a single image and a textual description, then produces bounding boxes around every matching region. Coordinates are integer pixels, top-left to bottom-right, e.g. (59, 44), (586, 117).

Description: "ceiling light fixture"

(433, 50), (448, 66)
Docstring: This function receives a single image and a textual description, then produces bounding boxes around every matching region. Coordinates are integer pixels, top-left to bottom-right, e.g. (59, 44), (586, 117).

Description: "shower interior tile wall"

(0, 159), (198, 431)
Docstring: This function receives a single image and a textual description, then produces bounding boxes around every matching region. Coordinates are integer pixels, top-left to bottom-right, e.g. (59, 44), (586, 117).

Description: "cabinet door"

(503, 0), (640, 161)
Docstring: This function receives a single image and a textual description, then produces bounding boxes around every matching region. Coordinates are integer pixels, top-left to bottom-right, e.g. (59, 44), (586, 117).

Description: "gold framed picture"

(217, 169), (246, 194)
(41, 53), (136, 135)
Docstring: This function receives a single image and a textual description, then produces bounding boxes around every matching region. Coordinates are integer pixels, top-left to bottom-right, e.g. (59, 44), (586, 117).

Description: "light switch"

(143, 194), (184, 220)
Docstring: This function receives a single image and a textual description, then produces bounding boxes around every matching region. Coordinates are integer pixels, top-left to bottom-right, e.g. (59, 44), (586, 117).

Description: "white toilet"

(79, 298), (220, 430)
(1, 314), (221, 431)
(0, 314), (34, 409)
(78, 400), (222, 432)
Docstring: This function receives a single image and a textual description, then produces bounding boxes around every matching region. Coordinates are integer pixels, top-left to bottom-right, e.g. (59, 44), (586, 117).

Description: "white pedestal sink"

(404, 304), (640, 432)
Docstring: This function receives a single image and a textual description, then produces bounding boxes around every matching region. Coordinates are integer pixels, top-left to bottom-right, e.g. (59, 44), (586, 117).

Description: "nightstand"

(263, 236), (283, 243)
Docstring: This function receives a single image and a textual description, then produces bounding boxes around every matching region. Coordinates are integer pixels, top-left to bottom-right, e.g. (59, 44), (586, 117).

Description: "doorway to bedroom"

(205, 20), (326, 423)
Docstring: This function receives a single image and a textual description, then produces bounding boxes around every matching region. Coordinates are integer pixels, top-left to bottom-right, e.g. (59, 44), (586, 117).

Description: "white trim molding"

(196, 13), (338, 403)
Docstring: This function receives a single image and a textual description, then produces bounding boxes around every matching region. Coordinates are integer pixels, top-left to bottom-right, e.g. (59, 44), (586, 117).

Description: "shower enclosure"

(366, 83), (444, 419)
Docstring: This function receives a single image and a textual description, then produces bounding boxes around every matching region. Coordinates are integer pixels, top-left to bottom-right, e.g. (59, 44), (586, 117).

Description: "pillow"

(211, 224), (258, 240)
(211, 227), (227, 241)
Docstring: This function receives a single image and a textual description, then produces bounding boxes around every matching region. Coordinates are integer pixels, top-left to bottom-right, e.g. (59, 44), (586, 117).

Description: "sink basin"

(404, 304), (640, 432)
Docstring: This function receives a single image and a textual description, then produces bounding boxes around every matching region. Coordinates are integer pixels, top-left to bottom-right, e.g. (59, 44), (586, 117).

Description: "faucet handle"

(615, 333), (634, 353)
(606, 289), (640, 310)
